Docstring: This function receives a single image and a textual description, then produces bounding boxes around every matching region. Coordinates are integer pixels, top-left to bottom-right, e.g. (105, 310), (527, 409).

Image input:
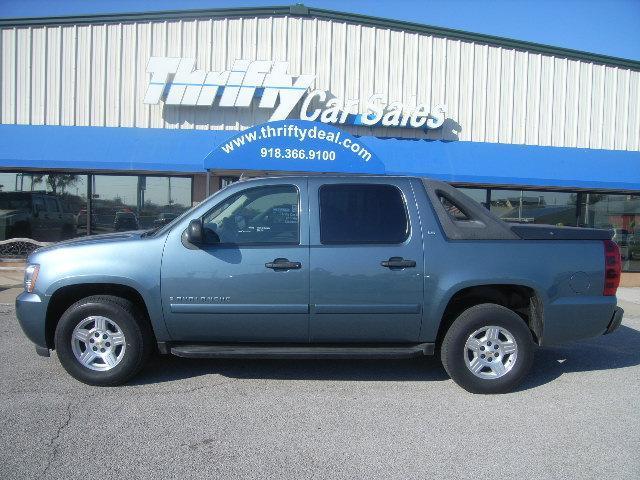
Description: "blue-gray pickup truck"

(16, 176), (624, 393)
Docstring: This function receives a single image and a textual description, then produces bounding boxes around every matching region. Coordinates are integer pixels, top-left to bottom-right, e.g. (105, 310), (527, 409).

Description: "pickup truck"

(16, 176), (624, 394)
(0, 191), (77, 242)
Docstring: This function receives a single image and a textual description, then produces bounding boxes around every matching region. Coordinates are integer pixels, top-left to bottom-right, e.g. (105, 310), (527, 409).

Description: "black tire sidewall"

(54, 298), (145, 386)
(441, 304), (534, 394)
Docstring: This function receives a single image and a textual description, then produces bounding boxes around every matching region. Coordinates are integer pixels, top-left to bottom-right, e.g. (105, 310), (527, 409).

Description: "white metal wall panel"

(445, 39), (460, 141)
(1, 14), (639, 151)
(458, 40), (474, 144)
(628, 72), (640, 150)
(498, 48), (515, 144)
(471, 43), (487, 143)
(76, 25), (91, 127)
(15, 27), (30, 124)
(538, 54), (554, 146)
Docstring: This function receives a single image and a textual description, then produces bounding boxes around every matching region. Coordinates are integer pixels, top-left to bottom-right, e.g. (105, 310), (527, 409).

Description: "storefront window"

(580, 193), (640, 272)
(0, 172), (87, 243)
(220, 176), (241, 189)
(92, 175), (192, 233)
(490, 190), (579, 226)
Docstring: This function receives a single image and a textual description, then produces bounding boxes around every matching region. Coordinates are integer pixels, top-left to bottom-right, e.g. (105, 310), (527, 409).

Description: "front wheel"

(440, 303), (535, 394)
(54, 295), (153, 386)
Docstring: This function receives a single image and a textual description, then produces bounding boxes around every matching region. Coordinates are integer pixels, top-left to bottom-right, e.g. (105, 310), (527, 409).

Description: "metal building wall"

(1, 15), (640, 151)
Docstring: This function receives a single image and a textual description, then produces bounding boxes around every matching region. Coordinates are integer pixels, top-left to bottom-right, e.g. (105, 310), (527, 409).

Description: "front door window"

(202, 185), (299, 245)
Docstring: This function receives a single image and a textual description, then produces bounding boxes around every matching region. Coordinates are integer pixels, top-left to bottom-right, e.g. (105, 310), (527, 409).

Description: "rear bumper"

(604, 306), (624, 335)
(542, 296), (619, 345)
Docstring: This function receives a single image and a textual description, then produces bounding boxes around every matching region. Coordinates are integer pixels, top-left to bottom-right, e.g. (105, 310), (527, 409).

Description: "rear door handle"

(381, 257), (416, 269)
(265, 258), (302, 270)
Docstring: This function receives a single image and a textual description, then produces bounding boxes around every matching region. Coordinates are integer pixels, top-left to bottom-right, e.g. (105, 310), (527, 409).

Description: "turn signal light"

(24, 264), (40, 293)
(603, 240), (621, 296)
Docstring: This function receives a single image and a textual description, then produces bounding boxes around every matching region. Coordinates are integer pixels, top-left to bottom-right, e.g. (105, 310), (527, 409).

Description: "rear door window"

(319, 184), (409, 244)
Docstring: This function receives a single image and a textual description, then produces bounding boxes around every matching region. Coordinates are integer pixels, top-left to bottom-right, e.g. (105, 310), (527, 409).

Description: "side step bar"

(170, 343), (435, 359)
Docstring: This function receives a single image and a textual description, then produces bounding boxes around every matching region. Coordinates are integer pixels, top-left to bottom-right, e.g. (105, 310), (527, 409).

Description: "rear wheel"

(54, 295), (153, 386)
(440, 303), (534, 394)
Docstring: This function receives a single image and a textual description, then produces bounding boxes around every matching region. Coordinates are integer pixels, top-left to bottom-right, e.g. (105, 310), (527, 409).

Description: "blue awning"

(1, 123), (639, 191)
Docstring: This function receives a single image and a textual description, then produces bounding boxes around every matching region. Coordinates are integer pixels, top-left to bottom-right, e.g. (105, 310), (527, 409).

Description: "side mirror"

(186, 219), (204, 244)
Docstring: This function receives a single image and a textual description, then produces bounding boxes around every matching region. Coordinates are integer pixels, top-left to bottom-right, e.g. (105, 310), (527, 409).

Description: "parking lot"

(1, 297), (639, 480)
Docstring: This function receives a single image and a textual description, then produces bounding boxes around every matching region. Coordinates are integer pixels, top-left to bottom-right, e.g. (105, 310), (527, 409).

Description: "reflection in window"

(440, 195), (470, 221)
(220, 176), (241, 189)
(92, 175), (192, 233)
(581, 193), (640, 272)
(457, 187), (488, 208)
(490, 190), (578, 227)
(320, 184), (409, 244)
(0, 172), (86, 242)
(203, 185), (299, 245)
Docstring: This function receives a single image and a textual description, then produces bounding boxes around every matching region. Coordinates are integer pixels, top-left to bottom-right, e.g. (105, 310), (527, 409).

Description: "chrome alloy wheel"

(71, 316), (126, 371)
(464, 326), (518, 379)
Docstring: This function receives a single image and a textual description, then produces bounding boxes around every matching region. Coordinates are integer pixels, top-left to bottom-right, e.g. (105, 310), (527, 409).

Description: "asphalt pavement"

(1, 300), (639, 480)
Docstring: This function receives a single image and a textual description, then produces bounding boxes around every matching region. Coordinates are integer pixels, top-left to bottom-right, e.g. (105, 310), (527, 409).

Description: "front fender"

(44, 274), (169, 342)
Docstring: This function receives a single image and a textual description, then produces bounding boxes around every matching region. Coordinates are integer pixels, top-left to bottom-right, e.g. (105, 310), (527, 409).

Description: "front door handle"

(265, 258), (302, 270)
(381, 257), (416, 269)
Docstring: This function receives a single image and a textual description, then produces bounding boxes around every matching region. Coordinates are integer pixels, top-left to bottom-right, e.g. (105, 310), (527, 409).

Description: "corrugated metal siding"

(1, 16), (639, 151)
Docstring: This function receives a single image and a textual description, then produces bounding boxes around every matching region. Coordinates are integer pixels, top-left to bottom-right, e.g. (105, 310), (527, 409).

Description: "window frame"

(199, 184), (302, 247)
(318, 183), (411, 245)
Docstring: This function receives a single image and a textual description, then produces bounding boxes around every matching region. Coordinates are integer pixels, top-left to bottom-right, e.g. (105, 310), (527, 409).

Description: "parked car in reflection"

(611, 228), (630, 259)
(76, 208), (98, 230)
(0, 191), (76, 241)
(153, 212), (179, 228)
(113, 211), (139, 231)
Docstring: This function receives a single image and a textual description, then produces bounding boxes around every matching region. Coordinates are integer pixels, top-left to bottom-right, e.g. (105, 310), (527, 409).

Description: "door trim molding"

(312, 304), (421, 314)
(170, 303), (309, 314)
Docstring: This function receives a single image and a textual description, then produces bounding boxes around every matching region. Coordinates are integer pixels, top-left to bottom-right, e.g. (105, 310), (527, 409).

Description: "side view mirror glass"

(186, 219), (204, 244)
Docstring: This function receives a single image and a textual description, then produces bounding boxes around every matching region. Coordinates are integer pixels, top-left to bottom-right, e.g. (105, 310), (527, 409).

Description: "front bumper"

(604, 306), (624, 335)
(15, 291), (49, 350)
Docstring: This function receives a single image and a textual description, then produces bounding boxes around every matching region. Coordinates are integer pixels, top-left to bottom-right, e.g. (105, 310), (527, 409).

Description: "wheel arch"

(45, 282), (156, 349)
(434, 282), (544, 347)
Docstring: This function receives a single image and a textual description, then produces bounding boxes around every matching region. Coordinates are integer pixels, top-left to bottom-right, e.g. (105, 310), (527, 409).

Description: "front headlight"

(24, 264), (40, 293)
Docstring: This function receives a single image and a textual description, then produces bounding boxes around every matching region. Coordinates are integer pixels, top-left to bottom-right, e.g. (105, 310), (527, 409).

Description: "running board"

(170, 343), (435, 359)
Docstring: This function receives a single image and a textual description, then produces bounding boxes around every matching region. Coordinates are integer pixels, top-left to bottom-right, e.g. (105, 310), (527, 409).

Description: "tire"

(54, 295), (153, 386)
(440, 303), (534, 394)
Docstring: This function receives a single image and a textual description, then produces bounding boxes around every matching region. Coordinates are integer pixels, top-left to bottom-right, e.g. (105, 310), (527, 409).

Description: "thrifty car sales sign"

(143, 57), (447, 130)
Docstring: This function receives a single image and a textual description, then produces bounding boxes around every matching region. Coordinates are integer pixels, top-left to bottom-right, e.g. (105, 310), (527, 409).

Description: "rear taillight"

(603, 240), (621, 296)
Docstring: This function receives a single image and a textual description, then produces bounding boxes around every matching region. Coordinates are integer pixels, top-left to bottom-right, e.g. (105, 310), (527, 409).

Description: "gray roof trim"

(0, 4), (638, 70)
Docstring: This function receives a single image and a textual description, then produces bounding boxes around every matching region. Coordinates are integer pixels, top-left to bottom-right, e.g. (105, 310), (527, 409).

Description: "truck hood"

(32, 230), (148, 254)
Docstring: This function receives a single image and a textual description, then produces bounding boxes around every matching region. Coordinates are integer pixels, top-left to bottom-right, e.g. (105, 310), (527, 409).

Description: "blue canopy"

(1, 123), (639, 191)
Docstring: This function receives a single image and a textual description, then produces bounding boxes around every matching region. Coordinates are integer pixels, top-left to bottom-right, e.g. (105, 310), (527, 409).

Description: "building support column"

(86, 174), (93, 236)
